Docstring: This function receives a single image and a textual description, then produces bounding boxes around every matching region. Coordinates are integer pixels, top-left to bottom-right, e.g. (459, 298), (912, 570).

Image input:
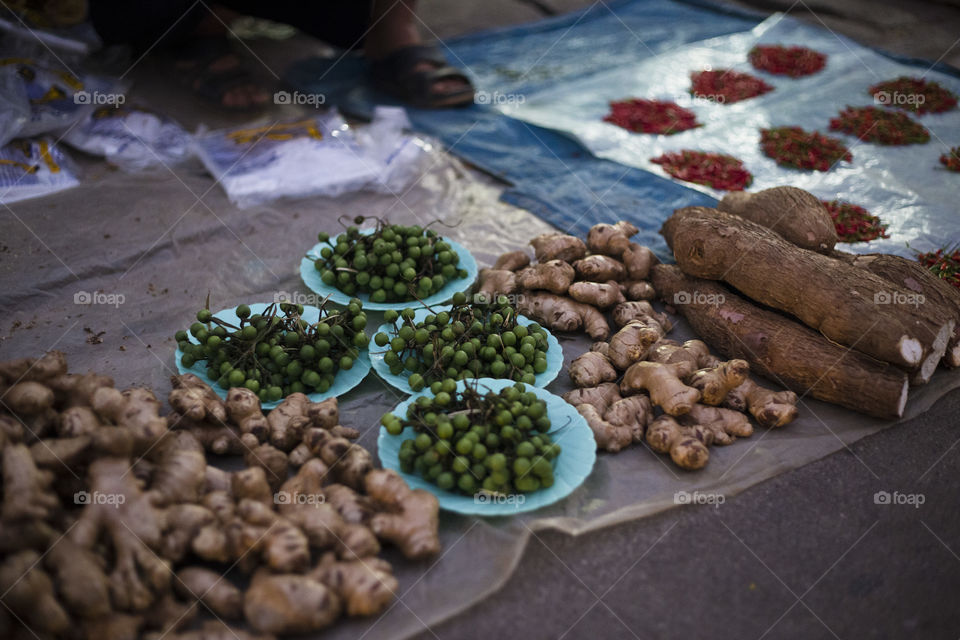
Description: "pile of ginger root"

(478, 221), (800, 471)
(476, 221), (660, 341)
(0, 351), (440, 639)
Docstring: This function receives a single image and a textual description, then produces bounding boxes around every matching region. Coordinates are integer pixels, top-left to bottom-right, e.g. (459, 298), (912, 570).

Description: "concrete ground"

(8, 1), (960, 638)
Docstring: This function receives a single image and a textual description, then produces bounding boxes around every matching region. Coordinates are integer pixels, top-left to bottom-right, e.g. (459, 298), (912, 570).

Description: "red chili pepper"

(651, 150), (753, 190)
(868, 76), (958, 115)
(940, 146), (960, 172)
(821, 199), (889, 243)
(749, 45), (827, 78)
(689, 70), (773, 104)
(603, 99), (701, 135)
(829, 106), (929, 145)
(761, 127), (852, 171)
(913, 242), (960, 289)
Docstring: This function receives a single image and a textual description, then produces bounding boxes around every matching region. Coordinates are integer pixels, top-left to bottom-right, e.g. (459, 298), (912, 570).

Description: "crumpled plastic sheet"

(499, 14), (960, 257)
(0, 137), (79, 204)
(2, 142), (959, 640)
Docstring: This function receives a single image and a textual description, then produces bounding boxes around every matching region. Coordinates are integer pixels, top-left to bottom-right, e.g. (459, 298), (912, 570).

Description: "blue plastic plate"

(299, 229), (478, 311)
(174, 302), (371, 409)
(370, 306), (563, 394)
(377, 378), (596, 515)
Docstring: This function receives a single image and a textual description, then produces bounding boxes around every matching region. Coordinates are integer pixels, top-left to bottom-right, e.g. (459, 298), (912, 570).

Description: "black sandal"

(369, 44), (475, 109)
(172, 37), (267, 112)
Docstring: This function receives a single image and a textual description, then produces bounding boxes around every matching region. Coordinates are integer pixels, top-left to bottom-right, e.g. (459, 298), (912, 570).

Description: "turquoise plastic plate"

(299, 229), (478, 311)
(174, 302), (371, 410)
(377, 378), (596, 515)
(370, 306), (563, 394)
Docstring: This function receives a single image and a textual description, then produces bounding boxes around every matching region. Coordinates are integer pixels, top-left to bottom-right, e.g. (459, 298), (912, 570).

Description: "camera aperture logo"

(673, 290), (725, 307)
(74, 290), (125, 308)
(74, 90), (125, 106)
(274, 490), (325, 506)
(873, 490), (924, 508)
(74, 490), (126, 507)
(274, 90), (325, 107)
(873, 291), (924, 307)
(873, 91), (925, 108)
(674, 490), (725, 506)
(475, 490), (526, 506)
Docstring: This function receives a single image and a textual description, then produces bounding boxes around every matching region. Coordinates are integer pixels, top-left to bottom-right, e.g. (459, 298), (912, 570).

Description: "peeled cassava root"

(652, 264), (909, 419)
(664, 208), (954, 373)
(0, 352), (440, 638)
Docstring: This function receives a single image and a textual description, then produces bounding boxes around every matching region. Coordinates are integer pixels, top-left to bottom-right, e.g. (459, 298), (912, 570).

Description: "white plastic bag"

(0, 138), (79, 204)
(354, 106), (435, 194)
(192, 111), (380, 208)
(62, 105), (191, 171)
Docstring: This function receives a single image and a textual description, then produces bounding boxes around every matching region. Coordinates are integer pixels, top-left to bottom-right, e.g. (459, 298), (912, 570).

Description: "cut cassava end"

(833, 251), (960, 370)
(666, 210), (952, 370)
(651, 265), (910, 419)
(717, 186), (837, 253)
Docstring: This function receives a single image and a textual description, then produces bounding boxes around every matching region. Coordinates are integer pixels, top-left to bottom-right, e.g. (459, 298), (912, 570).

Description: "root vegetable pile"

(689, 69), (773, 104)
(822, 199), (889, 243)
(716, 186), (837, 253)
(0, 351), (440, 638)
(868, 77), (958, 115)
(748, 44), (827, 77)
(176, 300), (368, 402)
(382, 382), (560, 495)
(940, 146), (960, 172)
(650, 150), (753, 190)
(759, 126), (852, 171)
(658, 190), (960, 406)
(561, 296), (798, 468)
(373, 292), (551, 390)
(603, 98), (701, 135)
(476, 221), (661, 343)
(829, 106), (930, 145)
(310, 217), (468, 303)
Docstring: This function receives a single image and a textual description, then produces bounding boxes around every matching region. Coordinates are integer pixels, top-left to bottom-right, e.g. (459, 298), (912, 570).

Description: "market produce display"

(829, 105), (930, 145)
(822, 199), (889, 243)
(304, 218), (474, 307)
(0, 351), (440, 638)
(480, 221), (800, 469)
(371, 293), (561, 393)
(759, 126), (852, 171)
(748, 44), (827, 77)
(175, 301), (369, 406)
(603, 98), (701, 135)
(382, 381), (559, 496)
(689, 69), (774, 104)
(377, 379), (597, 514)
(868, 76), (958, 114)
(650, 150), (753, 190)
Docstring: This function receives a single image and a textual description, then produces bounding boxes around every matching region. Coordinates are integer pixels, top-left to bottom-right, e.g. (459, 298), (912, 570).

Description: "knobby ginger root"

(562, 382), (622, 413)
(577, 395), (652, 452)
(622, 280), (656, 300)
(518, 291), (610, 340)
(225, 387), (269, 442)
(646, 415), (709, 470)
(569, 350), (618, 387)
(622, 242), (658, 280)
(244, 571), (342, 635)
(175, 567), (244, 619)
(587, 221), (639, 257)
(689, 359), (750, 405)
(530, 232), (587, 262)
(518, 259), (576, 294)
(312, 552), (398, 617)
(607, 320), (665, 370)
(169, 374), (227, 424)
(612, 300), (672, 330)
(568, 281), (625, 308)
(573, 254), (627, 281)
(493, 250), (531, 271)
(621, 361), (701, 416)
(476, 268), (519, 300)
(366, 469), (441, 560)
(723, 379), (798, 428)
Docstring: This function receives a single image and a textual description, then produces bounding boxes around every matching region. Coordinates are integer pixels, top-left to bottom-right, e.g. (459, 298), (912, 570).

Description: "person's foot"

(174, 45), (270, 111)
